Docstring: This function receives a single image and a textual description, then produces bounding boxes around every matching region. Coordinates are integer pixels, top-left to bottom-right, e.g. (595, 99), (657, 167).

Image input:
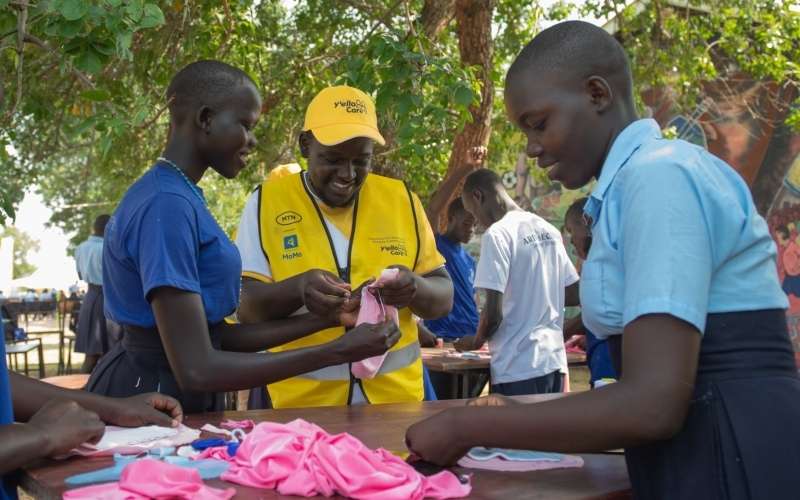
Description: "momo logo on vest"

(333, 99), (367, 115)
(282, 235), (302, 259)
(284, 235), (299, 250)
(276, 211), (302, 225)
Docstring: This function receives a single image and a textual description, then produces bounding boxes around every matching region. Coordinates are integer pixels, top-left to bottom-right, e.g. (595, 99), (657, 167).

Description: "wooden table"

(423, 345), (587, 399)
(21, 397), (631, 500)
(40, 374), (91, 390)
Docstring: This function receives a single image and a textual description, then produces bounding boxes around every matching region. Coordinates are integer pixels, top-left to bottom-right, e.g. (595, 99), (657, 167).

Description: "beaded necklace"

(157, 157), (243, 312)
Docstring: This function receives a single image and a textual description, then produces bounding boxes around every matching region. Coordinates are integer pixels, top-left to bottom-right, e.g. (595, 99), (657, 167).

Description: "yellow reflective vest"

(256, 172), (424, 408)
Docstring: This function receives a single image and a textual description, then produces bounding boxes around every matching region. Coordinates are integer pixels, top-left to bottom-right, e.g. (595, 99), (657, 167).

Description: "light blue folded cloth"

(466, 447), (564, 462)
(64, 447), (230, 485)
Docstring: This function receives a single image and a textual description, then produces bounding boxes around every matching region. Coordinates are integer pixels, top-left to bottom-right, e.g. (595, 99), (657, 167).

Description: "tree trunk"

(421, 0), (457, 40)
(434, 0), (495, 230)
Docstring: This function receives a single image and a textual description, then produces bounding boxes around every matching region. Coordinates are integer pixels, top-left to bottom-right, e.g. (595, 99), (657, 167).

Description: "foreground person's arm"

(1, 372), (185, 476)
(405, 314), (700, 464)
(151, 286), (401, 393)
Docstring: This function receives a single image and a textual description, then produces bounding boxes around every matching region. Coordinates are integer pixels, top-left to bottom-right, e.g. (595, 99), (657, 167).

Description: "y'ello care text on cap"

(333, 100), (367, 114)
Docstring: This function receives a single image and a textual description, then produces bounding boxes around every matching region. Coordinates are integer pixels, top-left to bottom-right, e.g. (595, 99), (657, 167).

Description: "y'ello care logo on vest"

(283, 234), (302, 259)
(369, 236), (408, 256)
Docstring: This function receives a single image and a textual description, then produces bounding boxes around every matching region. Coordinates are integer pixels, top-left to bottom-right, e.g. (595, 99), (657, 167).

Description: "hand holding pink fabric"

(351, 268), (400, 380)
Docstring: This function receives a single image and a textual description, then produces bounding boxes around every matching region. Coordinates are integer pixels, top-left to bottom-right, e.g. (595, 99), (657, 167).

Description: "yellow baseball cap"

(267, 163), (302, 183)
(303, 86), (386, 146)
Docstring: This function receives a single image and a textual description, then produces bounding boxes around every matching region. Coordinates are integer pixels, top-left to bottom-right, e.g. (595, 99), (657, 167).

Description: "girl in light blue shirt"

(406, 21), (800, 500)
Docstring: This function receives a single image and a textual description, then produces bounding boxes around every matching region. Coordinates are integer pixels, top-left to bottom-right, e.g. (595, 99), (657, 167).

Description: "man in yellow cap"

(235, 86), (453, 408)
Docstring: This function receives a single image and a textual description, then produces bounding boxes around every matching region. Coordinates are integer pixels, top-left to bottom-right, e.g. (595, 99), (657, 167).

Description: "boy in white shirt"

(456, 169), (580, 395)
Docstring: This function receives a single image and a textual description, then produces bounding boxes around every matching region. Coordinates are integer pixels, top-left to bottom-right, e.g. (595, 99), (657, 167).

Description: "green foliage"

(1, 0), (798, 241)
(0, 226), (40, 279)
(556, 0), (800, 128)
(334, 31), (481, 194)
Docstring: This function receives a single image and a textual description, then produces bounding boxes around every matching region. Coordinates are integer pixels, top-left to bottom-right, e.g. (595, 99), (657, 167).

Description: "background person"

(423, 147), (485, 343)
(74, 215), (121, 374)
(456, 169), (580, 396)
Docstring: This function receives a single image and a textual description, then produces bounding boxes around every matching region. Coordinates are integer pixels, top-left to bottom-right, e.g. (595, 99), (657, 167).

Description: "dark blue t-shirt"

(104, 164), (242, 327)
(1, 342), (18, 500)
(425, 234), (479, 339)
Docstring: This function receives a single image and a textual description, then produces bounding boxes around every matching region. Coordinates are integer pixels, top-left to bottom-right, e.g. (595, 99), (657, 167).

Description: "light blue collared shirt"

(581, 119), (788, 338)
(75, 235), (104, 286)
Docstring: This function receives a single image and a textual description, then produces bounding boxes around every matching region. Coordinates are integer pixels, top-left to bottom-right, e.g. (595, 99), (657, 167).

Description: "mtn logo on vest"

(276, 211), (302, 225)
(380, 244), (407, 256)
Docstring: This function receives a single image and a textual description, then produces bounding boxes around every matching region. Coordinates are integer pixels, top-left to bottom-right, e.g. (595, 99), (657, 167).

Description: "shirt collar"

(584, 119), (661, 224)
(88, 235), (104, 242)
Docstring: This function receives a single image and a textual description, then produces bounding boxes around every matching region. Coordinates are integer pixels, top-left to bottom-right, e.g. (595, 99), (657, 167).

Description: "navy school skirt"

(625, 309), (800, 499)
(74, 284), (121, 355)
(86, 322), (225, 414)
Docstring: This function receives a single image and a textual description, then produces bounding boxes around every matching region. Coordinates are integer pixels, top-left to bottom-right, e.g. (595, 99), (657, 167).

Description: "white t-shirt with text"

(474, 210), (579, 384)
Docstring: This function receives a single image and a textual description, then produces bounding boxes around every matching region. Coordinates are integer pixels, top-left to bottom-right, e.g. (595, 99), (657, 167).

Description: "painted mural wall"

(643, 76), (800, 366)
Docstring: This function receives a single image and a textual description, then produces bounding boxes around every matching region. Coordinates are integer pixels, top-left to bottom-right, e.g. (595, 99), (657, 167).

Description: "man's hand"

(373, 265), (418, 309)
(100, 393), (184, 428)
(453, 335), (483, 352)
(417, 322), (439, 348)
(336, 277), (375, 327)
(298, 269), (351, 317)
(461, 146), (487, 172)
(335, 319), (402, 362)
(27, 398), (105, 457)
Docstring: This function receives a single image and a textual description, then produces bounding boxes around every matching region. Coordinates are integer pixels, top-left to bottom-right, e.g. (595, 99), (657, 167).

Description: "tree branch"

(221, 0), (234, 46)
(402, 0), (425, 55)
(0, 28), (18, 42)
(14, 1), (28, 114)
(136, 95), (175, 129)
(361, 0), (404, 43)
(22, 33), (121, 120)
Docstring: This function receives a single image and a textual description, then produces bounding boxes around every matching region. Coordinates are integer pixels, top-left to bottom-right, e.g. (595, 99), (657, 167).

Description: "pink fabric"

(351, 268), (400, 380)
(458, 454), (584, 472)
(194, 447), (234, 461)
(201, 424), (232, 436)
(207, 418), (470, 499)
(62, 460), (236, 500)
(57, 424), (200, 458)
(221, 419), (255, 429)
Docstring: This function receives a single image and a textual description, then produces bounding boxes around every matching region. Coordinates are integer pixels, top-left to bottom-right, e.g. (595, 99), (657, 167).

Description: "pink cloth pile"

(195, 418), (471, 500)
(62, 459), (235, 500)
(351, 268), (401, 380)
